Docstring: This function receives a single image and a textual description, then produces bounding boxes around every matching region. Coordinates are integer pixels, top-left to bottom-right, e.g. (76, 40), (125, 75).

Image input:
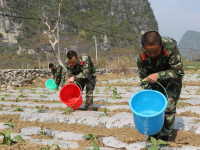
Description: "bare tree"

(38, 0), (67, 71)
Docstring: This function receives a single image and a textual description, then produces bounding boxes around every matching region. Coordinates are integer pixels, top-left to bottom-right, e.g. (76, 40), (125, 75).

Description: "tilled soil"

(176, 110), (200, 118)
(1, 114), (200, 148)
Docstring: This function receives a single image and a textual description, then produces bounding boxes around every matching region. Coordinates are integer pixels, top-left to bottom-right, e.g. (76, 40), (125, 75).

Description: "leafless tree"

(38, 0), (67, 71)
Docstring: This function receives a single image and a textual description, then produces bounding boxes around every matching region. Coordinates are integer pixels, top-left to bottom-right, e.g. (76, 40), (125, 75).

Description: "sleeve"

(60, 66), (66, 87)
(74, 57), (90, 80)
(66, 60), (74, 78)
(157, 46), (184, 81)
(137, 48), (150, 89)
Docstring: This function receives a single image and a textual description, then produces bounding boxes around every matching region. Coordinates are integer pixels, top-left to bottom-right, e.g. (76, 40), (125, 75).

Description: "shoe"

(159, 136), (169, 141)
(147, 134), (159, 140)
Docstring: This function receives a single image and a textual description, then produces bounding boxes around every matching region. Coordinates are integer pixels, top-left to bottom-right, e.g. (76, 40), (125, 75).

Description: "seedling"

(146, 137), (167, 150)
(112, 87), (122, 99)
(107, 84), (111, 89)
(0, 106), (2, 110)
(125, 86), (131, 92)
(39, 92), (45, 98)
(15, 106), (23, 111)
(35, 100), (40, 103)
(101, 98), (109, 104)
(30, 89), (37, 94)
(1, 94), (7, 101)
(40, 144), (60, 150)
(32, 105), (45, 112)
(1, 97), (5, 101)
(83, 134), (100, 150)
(95, 88), (100, 94)
(18, 92), (27, 98)
(0, 128), (25, 146)
(15, 97), (20, 102)
(19, 89), (23, 93)
(38, 124), (46, 136)
(117, 79), (123, 83)
(104, 107), (108, 115)
(4, 119), (14, 129)
(66, 107), (71, 114)
(106, 80), (109, 83)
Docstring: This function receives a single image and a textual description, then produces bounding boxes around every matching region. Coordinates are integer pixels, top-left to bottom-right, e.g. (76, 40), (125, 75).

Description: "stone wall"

(0, 68), (138, 89)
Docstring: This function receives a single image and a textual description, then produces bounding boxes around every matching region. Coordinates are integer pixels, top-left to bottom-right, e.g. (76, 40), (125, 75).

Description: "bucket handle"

(142, 79), (169, 102)
(74, 81), (83, 92)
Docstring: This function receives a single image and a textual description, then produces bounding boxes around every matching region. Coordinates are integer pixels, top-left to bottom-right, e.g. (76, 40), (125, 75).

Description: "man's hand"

(50, 75), (54, 79)
(68, 77), (75, 83)
(146, 73), (159, 83)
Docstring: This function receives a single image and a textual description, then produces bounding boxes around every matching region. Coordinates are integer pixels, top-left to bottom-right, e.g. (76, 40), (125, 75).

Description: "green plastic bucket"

(45, 79), (57, 90)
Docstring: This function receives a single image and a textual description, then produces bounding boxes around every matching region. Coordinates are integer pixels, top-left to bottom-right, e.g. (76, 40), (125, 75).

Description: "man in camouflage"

(66, 51), (96, 110)
(137, 31), (184, 141)
(49, 63), (66, 89)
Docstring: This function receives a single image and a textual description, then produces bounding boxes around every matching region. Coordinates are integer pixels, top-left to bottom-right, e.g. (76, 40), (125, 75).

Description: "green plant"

(104, 107), (108, 115)
(18, 93), (26, 98)
(66, 107), (71, 115)
(125, 86), (131, 92)
(83, 134), (100, 150)
(101, 98), (109, 104)
(146, 137), (167, 150)
(35, 100), (40, 103)
(30, 89), (36, 94)
(15, 106), (23, 111)
(112, 87), (122, 99)
(4, 119), (14, 129)
(95, 88), (100, 94)
(40, 144), (60, 150)
(107, 84), (111, 89)
(38, 124), (46, 136)
(0, 106), (2, 110)
(15, 97), (20, 102)
(0, 128), (25, 146)
(1, 97), (5, 101)
(32, 105), (44, 112)
(39, 92), (45, 98)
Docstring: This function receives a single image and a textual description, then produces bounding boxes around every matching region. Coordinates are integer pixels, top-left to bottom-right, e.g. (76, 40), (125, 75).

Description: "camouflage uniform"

(137, 37), (184, 140)
(51, 64), (66, 89)
(66, 55), (96, 110)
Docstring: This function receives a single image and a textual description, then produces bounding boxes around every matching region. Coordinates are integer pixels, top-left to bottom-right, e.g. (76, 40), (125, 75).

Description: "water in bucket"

(59, 84), (83, 109)
(45, 79), (57, 90)
(129, 90), (167, 136)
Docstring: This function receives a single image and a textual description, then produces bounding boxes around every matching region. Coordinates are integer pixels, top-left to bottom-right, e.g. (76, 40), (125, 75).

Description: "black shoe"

(147, 133), (159, 140)
(159, 136), (169, 141)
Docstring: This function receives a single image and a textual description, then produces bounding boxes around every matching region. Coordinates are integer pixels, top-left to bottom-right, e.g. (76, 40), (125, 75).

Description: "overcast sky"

(148, 0), (200, 44)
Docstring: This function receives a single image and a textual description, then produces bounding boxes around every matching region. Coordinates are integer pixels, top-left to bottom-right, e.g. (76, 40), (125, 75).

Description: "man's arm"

(60, 67), (66, 87)
(74, 56), (91, 80)
(157, 46), (184, 81)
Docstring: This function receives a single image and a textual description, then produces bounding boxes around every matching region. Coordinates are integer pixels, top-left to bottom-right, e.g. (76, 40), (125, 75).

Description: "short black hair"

(141, 31), (162, 47)
(49, 63), (54, 68)
(66, 51), (77, 60)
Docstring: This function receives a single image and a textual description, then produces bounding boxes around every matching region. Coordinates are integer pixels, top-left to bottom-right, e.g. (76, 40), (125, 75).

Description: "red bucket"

(59, 84), (83, 109)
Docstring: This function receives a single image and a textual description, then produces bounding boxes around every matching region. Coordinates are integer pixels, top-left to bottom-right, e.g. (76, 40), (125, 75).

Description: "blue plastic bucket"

(45, 79), (57, 90)
(129, 90), (167, 135)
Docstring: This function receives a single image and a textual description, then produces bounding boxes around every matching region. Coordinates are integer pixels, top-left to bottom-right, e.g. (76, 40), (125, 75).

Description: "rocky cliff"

(178, 30), (200, 60)
(0, 0), (158, 54)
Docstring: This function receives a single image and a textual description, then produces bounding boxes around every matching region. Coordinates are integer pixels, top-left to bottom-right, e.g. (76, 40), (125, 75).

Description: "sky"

(148, 0), (200, 44)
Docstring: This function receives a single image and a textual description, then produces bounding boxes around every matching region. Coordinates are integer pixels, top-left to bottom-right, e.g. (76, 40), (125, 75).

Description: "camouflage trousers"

(75, 77), (96, 110)
(55, 76), (65, 89)
(147, 78), (182, 139)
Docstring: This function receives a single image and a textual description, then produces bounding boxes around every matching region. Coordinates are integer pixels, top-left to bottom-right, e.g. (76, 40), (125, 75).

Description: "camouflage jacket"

(66, 55), (96, 81)
(137, 36), (184, 89)
(51, 64), (66, 86)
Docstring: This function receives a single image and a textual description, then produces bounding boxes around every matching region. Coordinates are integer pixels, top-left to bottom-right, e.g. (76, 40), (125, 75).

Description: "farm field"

(0, 73), (200, 150)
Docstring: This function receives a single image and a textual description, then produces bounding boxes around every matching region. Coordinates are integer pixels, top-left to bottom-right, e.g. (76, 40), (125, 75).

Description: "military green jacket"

(66, 55), (96, 81)
(137, 37), (184, 89)
(51, 64), (66, 87)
